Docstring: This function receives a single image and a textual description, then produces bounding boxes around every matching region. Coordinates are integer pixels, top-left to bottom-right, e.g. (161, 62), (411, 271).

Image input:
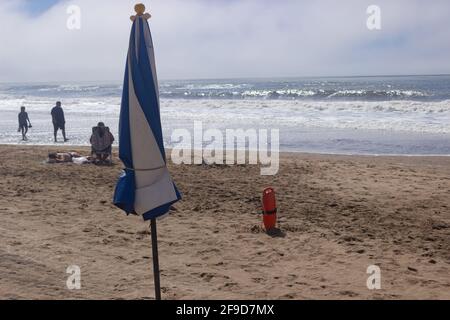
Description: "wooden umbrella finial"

(131, 3), (151, 21)
(135, 3), (146, 15)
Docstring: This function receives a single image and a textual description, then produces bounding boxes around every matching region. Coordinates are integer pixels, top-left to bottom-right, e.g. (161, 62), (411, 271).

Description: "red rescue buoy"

(262, 187), (277, 231)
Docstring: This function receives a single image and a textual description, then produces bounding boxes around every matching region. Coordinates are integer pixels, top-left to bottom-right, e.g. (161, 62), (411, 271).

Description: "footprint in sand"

(221, 282), (238, 289)
(339, 290), (359, 298)
(200, 273), (215, 282)
(252, 277), (265, 284)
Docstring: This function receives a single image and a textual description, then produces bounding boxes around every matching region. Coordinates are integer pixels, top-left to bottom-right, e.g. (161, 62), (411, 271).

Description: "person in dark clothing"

(18, 106), (32, 141)
(51, 101), (68, 142)
(90, 122), (115, 164)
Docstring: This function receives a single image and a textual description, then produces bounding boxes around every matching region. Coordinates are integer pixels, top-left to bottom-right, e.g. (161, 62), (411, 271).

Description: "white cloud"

(0, 0), (449, 82)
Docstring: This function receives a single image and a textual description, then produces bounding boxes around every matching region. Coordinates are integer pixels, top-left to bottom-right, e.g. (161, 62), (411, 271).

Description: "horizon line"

(1, 73), (450, 84)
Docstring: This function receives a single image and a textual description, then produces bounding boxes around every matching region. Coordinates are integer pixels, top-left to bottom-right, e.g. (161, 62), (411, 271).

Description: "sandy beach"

(0, 145), (449, 300)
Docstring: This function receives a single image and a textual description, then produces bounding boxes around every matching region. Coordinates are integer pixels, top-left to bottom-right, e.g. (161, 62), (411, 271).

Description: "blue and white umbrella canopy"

(114, 14), (181, 221)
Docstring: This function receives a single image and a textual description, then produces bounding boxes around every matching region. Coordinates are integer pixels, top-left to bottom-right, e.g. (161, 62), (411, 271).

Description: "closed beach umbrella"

(114, 3), (181, 300)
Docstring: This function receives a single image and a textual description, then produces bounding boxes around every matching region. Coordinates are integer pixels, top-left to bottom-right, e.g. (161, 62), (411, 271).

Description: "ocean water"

(0, 75), (449, 155)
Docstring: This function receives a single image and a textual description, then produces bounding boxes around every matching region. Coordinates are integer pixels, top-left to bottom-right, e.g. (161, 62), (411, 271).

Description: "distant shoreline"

(2, 144), (449, 158)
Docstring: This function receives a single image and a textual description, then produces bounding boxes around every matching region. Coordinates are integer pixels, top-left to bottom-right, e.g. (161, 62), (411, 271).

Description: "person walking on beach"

(51, 101), (68, 142)
(18, 106), (32, 141)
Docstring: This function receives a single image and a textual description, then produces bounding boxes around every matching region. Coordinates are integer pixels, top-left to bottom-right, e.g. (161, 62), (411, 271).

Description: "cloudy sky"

(0, 0), (449, 82)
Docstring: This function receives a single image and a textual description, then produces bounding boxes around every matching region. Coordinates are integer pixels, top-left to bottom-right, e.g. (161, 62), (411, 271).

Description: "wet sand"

(0, 145), (449, 300)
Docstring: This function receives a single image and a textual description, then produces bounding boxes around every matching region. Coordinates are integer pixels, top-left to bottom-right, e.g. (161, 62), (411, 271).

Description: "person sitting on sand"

(47, 152), (73, 164)
(47, 152), (92, 164)
(18, 106), (32, 141)
(51, 101), (69, 143)
(90, 122), (115, 164)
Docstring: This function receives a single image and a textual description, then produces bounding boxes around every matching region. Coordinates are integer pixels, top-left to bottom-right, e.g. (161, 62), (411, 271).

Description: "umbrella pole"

(150, 218), (161, 300)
